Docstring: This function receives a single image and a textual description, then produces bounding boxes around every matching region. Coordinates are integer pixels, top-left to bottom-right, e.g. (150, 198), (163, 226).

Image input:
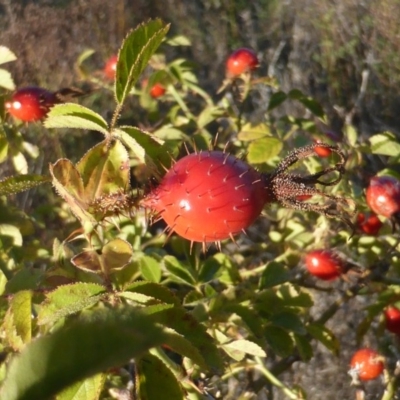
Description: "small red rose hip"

(5, 86), (58, 122)
(366, 175), (400, 218)
(304, 250), (343, 280)
(104, 55), (118, 80)
(142, 79), (166, 98)
(141, 151), (269, 243)
(357, 212), (382, 235)
(384, 306), (400, 334)
(350, 348), (384, 381)
(226, 48), (259, 77)
(314, 144), (332, 157)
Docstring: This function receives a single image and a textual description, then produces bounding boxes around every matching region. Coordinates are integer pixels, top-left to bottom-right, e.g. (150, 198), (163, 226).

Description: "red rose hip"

(357, 212), (382, 235)
(384, 306), (400, 334)
(350, 348), (384, 381)
(304, 250), (343, 280)
(5, 86), (58, 122)
(141, 151), (269, 243)
(366, 175), (400, 218)
(104, 55), (118, 80)
(226, 48), (259, 77)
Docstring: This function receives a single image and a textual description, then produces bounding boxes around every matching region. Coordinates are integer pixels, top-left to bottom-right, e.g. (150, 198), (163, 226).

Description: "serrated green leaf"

(0, 307), (168, 400)
(267, 91), (287, 111)
(197, 106), (225, 129)
(369, 132), (400, 156)
(0, 46), (17, 65)
(139, 255), (162, 283)
(0, 68), (15, 90)
(163, 255), (197, 286)
(124, 281), (180, 306)
(247, 137), (283, 164)
(306, 323), (339, 355)
(56, 374), (105, 400)
(224, 339), (266, 358)
(259, 261), (290, 289)
(238, 122), (271, 141)
(198, 255), (223, 283)
(0, 174), (49, 196)
(37, 283), (106, 326)
(115, 19), (170, 105)
(136, 353), (184, 400)
(264, 325), (294, 357)
(44, 104), (109, 135)
(10, 290), (32, 343)
(49, 159), (95, 224)
(77, 140), (130, 201)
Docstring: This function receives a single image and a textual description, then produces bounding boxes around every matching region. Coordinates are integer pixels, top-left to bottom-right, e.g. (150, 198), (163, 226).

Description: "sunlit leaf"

(44, 103), (109, 135)
(238, 122), (271, 141)
(0, 46), (17, 65)
(0, 174), (49, 196)
(102, 238), (133, 272)
(247, 137), (283, 164)
(139, 255), (162, 283)
(369, 132), (400, 156)
(0, 68), (15, 90)
(56, 374), (105, 400)
(306, 323), (339, 355)
(259, 261), (290, 289)
(115, 19), (170, 105)
(37, 283), (106, 326)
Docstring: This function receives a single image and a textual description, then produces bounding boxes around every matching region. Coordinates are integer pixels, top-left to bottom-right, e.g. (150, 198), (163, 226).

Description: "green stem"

(253, 357), (301, 400)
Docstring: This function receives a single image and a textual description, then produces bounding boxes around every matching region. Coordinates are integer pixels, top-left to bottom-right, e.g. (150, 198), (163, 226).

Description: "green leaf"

(306, 323), (339, 355)
(288, 89), (325, 118)
(77, 139), (130, 201)
(166, 35), (191, 46)
(139, 255), (162, 283)
(0, 306), (168, 400)
(198, 255), (223, 283)
(293, 333), (313, 361)
(146, 306), (223, 373)
(238, 123), (271, 141)
(49, 159), (96, 225)
(56, 374), (105, 400)
(264, 325), (294, 357)
(136, 353), (184, 400)
(102, 238), (133, 272)
(197, 106), (225, 129)
(0, 68), (15, 90)
(10, 290), (32, 343)
(223, 339), (266, 359)
(162, 329), (208, 370)
(267, 91), (287, 111)
(0, 46), (17, 65)
(44, 103), (109, 135)
(270, 311), (306, 335)
(163, 255), (197, 286)
(247, 137), (283, 164)
(0, 174), (49, 196)
(37, 283), (106, 326)
(0, 224), (22, 246)
(344, 123), (357, 147)
(115, 19), (170, 105)
(369, 132), (400, 156)
(259, 261), (290, 289)
(124, 281), (180, 306)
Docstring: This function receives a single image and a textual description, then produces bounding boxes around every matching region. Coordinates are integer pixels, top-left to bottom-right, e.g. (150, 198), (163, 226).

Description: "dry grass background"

(1, 1), (400, 399)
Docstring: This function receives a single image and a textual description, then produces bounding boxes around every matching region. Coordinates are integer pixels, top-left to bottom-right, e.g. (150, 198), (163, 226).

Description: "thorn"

(235, 184), (245, 190)
(239, 169), (250, 178)
(229, 232), (239, 247)
(190, 240), (194, 254)
(251, 179), (262, 184)
(207, 163), (214, 176)
(215, 240), (222, 251)
(159, 161), (170, 173)
(223, 153), (230, 164)
(212, 132), (219, 150)
(202, 240), (207, 253)
(183, 141), (190, 155)
(241, 229), (248, 236)
(223, 141), (230, 153)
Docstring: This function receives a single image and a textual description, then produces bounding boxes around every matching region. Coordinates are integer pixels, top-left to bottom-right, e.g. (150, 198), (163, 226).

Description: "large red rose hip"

(141, 151), (269, 243)
(226, 48), (259, 77)
(366, 176), (400, 218)
(5, 86), (58, 122)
